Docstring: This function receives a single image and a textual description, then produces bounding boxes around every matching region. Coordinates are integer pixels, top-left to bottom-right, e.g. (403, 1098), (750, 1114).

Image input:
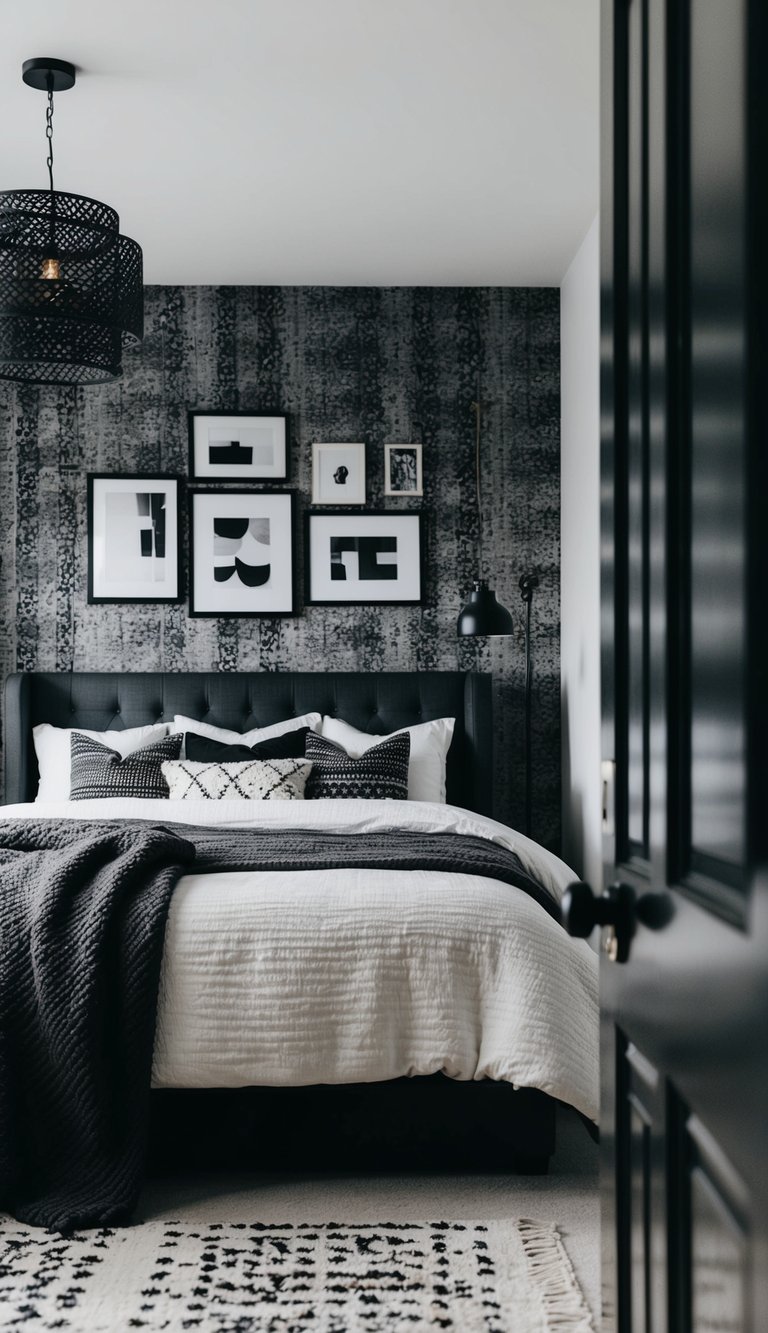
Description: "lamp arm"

(519, 572), (539, 837)
(471, 398), (484, 577)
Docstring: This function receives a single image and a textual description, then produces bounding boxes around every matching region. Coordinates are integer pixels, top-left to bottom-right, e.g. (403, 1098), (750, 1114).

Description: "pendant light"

(0, 58), (143, 386)
(457, 396), (514, 637)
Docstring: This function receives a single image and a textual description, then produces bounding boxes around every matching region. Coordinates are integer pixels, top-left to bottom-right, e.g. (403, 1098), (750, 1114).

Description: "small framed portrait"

(188, 411), (288, 482)
(384, 443), (423, 497)
(305, 510), (422, 605)
(311, 442), (366, 506)
(87, 474), (182, 603)
(189, 489), (294, 617)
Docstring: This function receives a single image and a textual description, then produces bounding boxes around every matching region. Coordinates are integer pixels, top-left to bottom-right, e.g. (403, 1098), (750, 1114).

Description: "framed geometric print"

(188, 412), (288, 482)
(189, 489), (294, 617)
(87, 474), (182, 603)
(305, 510), (422, 605)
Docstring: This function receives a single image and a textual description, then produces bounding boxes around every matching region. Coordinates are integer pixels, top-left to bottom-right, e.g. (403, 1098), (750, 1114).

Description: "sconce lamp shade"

(457, 580), (514, 637)
(0, 189), (143, 385)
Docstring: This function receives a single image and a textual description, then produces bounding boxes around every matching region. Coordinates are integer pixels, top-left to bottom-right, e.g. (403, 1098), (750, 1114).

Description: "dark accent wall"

(0, 286), (560, 847)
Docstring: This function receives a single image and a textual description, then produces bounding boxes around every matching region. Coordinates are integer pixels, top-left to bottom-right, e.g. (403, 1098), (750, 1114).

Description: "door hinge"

(601, 759), (616, 837)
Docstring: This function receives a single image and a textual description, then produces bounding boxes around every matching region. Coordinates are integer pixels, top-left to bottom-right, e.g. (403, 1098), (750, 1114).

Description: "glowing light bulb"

(40, 255), (61, 281)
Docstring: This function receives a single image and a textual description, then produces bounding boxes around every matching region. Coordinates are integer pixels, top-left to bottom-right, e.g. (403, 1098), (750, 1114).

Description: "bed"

(0, 669), (598, 1226)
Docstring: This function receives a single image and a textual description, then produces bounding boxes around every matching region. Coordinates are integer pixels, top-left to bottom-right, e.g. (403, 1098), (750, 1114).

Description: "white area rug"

(0, 1214), (594, 1331)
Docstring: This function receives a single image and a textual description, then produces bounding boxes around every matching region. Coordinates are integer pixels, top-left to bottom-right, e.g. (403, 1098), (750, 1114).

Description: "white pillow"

(162, 758), (312, 802)
(170, 712), (321, 757)
(319, 715), (455, 803)
(33, 722), (170, 802)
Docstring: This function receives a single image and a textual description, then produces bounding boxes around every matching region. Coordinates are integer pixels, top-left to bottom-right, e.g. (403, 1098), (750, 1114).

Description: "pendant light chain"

(45, 75), (55, 192)
(43, 73), (58, 273)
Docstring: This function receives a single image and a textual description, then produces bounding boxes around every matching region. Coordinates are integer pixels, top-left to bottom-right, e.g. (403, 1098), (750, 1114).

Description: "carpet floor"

(0, 1107), (599, 1331)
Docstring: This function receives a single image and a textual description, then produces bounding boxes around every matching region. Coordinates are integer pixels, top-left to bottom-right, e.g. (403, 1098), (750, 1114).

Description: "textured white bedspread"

(0, 799), (599, 1120)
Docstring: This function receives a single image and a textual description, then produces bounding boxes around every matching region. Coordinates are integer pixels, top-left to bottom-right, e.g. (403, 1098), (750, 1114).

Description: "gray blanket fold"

(0, 820), (196, 1232)
(0, 818), (557, 1232)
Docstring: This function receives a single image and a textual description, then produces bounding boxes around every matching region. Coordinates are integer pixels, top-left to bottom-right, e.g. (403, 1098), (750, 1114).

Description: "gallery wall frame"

(188, 488), (295, 618)
(87, 473), (183, 604)
(311, 441), (366, 505)
(384, 443), (423, 497)
(305, 509), (423, 606)
(188, 411), (289, 483)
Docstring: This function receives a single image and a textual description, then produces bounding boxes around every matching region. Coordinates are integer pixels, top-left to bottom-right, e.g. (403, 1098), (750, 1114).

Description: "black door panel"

(595, 1), (768, 1328)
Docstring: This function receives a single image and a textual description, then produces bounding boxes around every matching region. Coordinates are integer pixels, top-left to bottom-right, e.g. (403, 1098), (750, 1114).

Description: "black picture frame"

(384, 443), (423, 497)
(188, 488), (295, 618)
(87, 473), (183, 604)
(305, 509), (423, 606)
(188, 411), (289, 482)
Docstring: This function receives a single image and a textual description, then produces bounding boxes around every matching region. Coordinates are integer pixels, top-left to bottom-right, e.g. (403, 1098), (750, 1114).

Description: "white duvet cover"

(0, 799), (599, 1121)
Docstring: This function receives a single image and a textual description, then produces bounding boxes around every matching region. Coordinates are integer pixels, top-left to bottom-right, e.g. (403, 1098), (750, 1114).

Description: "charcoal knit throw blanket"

(0, 820), (196, 1232)
(0, 818), (557, 1232)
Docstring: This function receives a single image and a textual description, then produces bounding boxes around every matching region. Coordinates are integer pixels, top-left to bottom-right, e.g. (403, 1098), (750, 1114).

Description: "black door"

(565, 2), (768, 1329)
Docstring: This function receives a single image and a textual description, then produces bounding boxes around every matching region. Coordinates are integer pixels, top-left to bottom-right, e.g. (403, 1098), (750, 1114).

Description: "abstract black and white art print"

(189, 490), (294, 616)
(384, 443), (423, 497)
(87, 475), (181, 603)
(311, 442), (366, 505)
(306, 510), (422, 605)
(188, 412), (288, 482)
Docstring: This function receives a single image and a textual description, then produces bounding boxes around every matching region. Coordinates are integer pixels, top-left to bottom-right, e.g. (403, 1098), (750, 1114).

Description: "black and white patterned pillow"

(161, 758), (313, 801)
(69, 732), (183, 801)
(305, 731), (410, 800)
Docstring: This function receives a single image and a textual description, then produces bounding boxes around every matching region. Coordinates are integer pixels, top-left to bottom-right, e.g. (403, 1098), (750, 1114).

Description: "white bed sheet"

(0, 799), (599, 1120)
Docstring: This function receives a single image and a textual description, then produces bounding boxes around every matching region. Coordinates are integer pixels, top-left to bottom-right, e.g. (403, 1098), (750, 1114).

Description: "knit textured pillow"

(161, 758), (313, 801)
(304, 731), (410, 800)
(69, 732), (183, 801)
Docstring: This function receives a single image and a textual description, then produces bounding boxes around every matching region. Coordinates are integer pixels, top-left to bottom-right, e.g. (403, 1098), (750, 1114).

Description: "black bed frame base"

(147, 1078), (556, 1177)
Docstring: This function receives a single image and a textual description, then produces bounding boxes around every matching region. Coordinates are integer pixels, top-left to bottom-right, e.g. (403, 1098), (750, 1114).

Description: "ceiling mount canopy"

(21, 57), (76, 93)
(0, 57), (143, 387)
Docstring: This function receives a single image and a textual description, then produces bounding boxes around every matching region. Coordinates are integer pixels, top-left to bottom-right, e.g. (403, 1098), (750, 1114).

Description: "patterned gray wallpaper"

(0, 286), (560, 846)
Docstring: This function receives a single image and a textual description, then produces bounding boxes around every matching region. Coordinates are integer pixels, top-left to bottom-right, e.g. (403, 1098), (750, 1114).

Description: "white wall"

(560, 216), (602, 888)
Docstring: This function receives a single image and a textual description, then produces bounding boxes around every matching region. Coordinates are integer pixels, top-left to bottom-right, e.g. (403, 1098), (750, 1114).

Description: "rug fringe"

(517, 1218), (597, 1332)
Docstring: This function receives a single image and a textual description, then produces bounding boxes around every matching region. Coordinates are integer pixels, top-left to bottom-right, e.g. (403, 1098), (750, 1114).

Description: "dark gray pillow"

(305, 731), (410, 800)
(69, 732), (183, 801)
(185, 727), (311, 764)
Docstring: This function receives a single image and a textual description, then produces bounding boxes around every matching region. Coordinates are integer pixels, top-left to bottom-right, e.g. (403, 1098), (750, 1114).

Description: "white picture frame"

(87, 474), (181, 603)
(305, 510), (422, 605)
(311, 442), (366, 506)
(189, 489), (294, 617)
(189, 412), (288, 482)
(384, 443), (423, 497)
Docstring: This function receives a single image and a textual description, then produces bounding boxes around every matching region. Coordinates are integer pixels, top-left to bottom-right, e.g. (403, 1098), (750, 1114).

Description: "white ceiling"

(0, 0), (599, 287)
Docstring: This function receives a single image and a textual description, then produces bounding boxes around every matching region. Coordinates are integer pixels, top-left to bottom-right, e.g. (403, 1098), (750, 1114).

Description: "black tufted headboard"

(3, 671), (492, 814)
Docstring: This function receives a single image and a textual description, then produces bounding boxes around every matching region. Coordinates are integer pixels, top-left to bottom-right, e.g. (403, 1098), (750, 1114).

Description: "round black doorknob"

(561, 880), (637, 941)
(561, 881), (601, 937)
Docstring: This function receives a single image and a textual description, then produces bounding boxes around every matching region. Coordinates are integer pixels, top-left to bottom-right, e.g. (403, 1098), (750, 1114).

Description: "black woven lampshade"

(457, 580), (515, 637)
(0, 188), (143, 385)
